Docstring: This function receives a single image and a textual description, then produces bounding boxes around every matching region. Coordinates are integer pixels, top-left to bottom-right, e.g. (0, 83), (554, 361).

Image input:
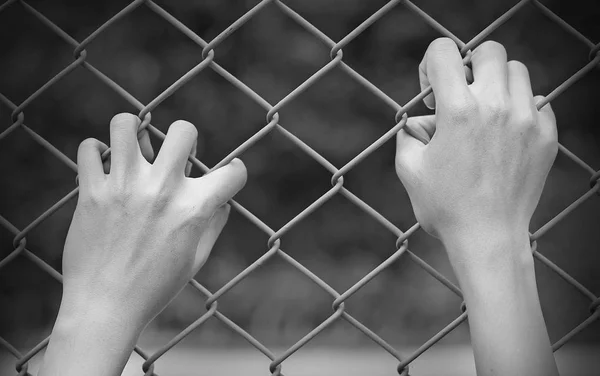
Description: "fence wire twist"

(0, 0), (599, 375)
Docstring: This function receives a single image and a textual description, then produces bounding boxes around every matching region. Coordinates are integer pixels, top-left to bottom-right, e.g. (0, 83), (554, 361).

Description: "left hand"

(61, 113), (246, 329)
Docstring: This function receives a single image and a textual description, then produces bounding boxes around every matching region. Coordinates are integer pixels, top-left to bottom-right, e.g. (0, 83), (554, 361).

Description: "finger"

(404, 115), (436, 145)
(419, 37), (469, 111)
(464, 48), (474, 85)
(109, 113), (144, 177)
(77, 138), (109, 189)
(534, 95), (557, 141)
(419, 58), (435, 109)
(103, 129), (156, 173)
(194, 158), (247, 213)
(470, 41), (508, 93)
(395, 126), (425, 187)
(102, 155), (111, 174)
(534, 96), (555, 121)
(185, 138), (198, 177)
(464, 65), (473, 85)
(138, 128), (155, 163)
(154, 120), (198, 178)
(507, 60), (533, 107)
(192, 204), (230, 274)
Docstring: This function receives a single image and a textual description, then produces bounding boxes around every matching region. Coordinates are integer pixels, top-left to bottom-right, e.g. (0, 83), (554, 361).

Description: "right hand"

(395, 38), (557, 259)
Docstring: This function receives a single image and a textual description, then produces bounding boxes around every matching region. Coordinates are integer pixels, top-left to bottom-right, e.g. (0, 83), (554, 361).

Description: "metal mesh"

(0, 0), (598, 375)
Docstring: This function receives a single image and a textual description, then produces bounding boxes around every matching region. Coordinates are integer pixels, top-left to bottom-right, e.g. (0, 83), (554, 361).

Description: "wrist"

(442, 226), (557, 376)
(54, 289), (145, 345)
(441, 224), (534, 283)
(40, 294), (143, 376)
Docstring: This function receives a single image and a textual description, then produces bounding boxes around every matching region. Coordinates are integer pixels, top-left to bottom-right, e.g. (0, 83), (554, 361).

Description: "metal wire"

(0, 0), (598, 375)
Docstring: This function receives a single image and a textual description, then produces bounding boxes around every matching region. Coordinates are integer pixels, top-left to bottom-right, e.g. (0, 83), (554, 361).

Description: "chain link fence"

(0, 0), (599, 375)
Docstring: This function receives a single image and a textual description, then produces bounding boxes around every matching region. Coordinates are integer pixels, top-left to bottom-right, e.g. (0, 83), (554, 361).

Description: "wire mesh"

(0, 0), (598, 375)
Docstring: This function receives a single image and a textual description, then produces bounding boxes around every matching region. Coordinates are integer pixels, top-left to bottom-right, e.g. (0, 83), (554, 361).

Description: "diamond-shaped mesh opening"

(73, 5), (208, 105)
(0, 3), (74, 103)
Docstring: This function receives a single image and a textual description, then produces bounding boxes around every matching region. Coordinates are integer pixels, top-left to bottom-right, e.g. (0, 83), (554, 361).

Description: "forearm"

(444, 228), (558, 376)
(39, 294), (143, 376)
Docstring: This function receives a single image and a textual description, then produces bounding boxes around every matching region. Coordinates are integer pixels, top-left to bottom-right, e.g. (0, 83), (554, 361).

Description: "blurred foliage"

(0, 0), (599, 348)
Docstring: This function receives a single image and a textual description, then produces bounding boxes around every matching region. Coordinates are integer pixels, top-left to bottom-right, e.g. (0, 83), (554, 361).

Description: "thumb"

(193, 204), (231, 275)
(185, 137), (198, 177)
(395, 120), (427, 186)
(138, 128), (155, 163)
(194, 158), (247, 213)
(101, 128), (154, 173)
(534, 95), (557, 144)
(404, 115), (436, 145)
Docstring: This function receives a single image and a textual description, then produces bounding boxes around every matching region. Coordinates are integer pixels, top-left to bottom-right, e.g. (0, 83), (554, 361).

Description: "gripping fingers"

(138, 128), (155, 163)
(185, 138), (198, 177)
(508, 60), (534, 110)
(77, 138), (109, 189)
(470, 41), (508, 95)
(154, 120), (198, 178)
(395, 124), (426, 189)
(194, 158), (248, 214)
(109, 113), (145, 178)
(534, 95), (558, 145)
(419, 38), (470, 112)
(404, 115), (436, 145)
(103, 130), (152, 175)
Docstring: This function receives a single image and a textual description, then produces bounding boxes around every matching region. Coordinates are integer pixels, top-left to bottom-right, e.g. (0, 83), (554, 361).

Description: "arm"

(39, 113), (247, 376)
(37, 295), (143, 376)
(446, 229), (557, 375)
(395, 38), (559, 376)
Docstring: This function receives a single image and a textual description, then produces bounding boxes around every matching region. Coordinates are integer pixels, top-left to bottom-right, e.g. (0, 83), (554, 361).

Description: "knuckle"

(107, 174), (134, 200)
(476, 40), (506, 56)
(427, 38), (459, 62)
(78, 137), (99, 152)
(507, 59), (527, 73)
(483, 96), (510, 123)
(512, 108), (536, 129)
(192, 196), (217, 221)
(169, 120), (198, 139)
(444, 94), (478, 121)
(108, 184), (131, 204)
(428, 37), (457, 53)
(141, 184), (170, 211)
(79, 183), (106, 208)
(110, 112), (138, 131)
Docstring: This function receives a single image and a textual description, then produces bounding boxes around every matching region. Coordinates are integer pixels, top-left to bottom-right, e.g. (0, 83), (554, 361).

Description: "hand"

(39, 114), (246, 376)
(62, 113), (246, 328)
(396, 38), (557, 258)
(395, 38), (559, 376)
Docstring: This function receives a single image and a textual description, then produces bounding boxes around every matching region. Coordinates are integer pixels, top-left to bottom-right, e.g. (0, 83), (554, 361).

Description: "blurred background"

(0, 0), (599, 375)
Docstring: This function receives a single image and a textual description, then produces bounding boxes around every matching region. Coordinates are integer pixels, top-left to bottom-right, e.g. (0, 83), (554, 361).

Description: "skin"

(40, 114), (247, 376)
(38, 38), (558, 376)
(397, 38), (558, 375)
